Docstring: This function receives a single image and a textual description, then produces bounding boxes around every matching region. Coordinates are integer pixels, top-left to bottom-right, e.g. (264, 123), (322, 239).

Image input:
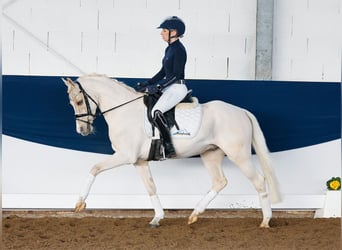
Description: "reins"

(100, 95), (144, 115)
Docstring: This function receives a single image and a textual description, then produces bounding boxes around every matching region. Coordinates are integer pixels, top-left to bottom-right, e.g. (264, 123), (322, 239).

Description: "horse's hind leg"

(188, 148), (227, 224)
(134, 159), (164, 227)
(230, 154), (271, 228)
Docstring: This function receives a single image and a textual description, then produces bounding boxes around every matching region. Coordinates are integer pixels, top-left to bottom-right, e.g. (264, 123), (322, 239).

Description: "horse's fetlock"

(213, 178), (227, 192)
(221, 177), (228, 188)
(90, 166), (101, 176)
(259, 191), (268, 198)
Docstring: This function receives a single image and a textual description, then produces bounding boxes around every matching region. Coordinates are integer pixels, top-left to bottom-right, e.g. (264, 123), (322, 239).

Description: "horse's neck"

(80, 76), (139, 112)
(80, 76), (144, 140)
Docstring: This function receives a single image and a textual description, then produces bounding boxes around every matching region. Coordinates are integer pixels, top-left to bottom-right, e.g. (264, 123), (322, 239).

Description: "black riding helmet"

(158, 16), (185, 44)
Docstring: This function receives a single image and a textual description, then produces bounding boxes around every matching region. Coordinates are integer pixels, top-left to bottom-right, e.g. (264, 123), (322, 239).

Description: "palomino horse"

(62, 74), (281, 228)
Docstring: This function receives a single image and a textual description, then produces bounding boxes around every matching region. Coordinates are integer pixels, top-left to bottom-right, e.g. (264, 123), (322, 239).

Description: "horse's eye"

(76, 100), (83, 106)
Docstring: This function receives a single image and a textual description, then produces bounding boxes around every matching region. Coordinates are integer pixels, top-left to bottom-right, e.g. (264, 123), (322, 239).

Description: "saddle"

(143, 90), (194, 161)
(143, 90), (194, 132)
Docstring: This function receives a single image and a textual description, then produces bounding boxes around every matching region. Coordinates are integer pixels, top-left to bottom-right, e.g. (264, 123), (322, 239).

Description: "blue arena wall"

(3, 75), (341, 154)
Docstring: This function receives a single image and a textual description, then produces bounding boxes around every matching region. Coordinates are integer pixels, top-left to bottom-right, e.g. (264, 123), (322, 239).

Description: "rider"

(137, 16), (188, 158)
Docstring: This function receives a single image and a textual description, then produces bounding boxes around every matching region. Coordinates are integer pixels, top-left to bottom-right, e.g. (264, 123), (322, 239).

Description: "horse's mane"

(113, 79), (138, 94)
(79, 74), (138, 94)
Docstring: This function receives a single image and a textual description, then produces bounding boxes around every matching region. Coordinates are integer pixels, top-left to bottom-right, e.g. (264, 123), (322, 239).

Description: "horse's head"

(62, 78), (97, 136)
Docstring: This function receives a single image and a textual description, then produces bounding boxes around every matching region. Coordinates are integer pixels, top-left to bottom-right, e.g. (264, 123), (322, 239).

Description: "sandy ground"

(2, 210), (341, 250)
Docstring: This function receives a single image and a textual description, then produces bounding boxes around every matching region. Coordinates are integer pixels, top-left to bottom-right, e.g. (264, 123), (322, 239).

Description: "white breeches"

(151, 83), (188, 116)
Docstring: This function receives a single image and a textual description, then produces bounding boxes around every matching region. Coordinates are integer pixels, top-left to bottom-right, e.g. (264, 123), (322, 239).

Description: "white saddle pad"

(144, 98), (202, 139)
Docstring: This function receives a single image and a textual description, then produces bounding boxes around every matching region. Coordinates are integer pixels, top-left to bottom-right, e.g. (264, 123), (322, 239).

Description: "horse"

(62, 74), (281, 228)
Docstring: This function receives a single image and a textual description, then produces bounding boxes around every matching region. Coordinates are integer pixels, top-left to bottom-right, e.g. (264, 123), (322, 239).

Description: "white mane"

(78, 74), (138, 94)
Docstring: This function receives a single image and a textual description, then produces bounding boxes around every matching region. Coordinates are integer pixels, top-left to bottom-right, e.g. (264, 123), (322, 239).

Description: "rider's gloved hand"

(136, 81), (149, 92)
(147, 84), (162, 95)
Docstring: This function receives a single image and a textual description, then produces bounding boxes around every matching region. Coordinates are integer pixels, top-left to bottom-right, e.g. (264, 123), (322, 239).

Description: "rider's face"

(160, 29), (169, 42)
(160, 29), (177, 43)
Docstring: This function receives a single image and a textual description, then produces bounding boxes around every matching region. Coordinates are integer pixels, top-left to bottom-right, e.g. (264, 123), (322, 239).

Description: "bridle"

(73, 81), (143, 126)
(73, 81), (97, 125)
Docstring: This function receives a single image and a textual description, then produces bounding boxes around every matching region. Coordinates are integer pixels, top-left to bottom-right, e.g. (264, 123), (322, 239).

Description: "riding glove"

(136, 81), (149, 92)
(147, 84), (162, 95)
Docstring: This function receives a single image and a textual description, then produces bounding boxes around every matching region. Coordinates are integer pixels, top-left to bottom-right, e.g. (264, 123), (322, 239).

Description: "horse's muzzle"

(76, 119), (93, 136)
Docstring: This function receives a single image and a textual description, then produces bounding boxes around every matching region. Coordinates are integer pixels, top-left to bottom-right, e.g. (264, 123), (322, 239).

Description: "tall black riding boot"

(153, 110), (176, 158)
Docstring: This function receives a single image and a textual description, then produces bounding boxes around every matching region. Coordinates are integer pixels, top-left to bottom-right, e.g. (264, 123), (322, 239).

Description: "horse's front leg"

(75, 152), (133, 212)
(75, 173), (95, 212)
(134, 160), (164, 227)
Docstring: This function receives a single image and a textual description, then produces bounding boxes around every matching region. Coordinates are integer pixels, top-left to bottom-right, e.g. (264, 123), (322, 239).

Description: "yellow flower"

(326, 177), (341, 191)
(329, 180), (341, 190)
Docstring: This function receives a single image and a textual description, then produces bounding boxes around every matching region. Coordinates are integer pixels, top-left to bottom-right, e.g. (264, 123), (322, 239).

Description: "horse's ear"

(61, 78), (74, 93)
(61, 78), (68, 86)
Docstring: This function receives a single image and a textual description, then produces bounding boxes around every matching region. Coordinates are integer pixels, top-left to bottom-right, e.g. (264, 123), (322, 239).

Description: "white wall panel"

(96, 55), (115, 75)
(3, 51), (29, 75)
(100, 9), (132, 32)
(111, 0), (147, 9)
(78, 0), (99, 9)
(46, 0), (79, 9)
(194, 56), (227, 79)
(185, 34), (214, 58)
(147, 0), (180, 10)
(273, 0), (342, 81)
(105, 53), (131, 77)
(48, 31), (80, 56)
(3, 0), (341, 81)
(308, 0), (341, 13)
(321, 56), (342, 81)
(81, 31), (100, 56)
(3, 0), (257, 79)
(291, 57), (325, 81)
(211, 35), (243, 56)
(229, 56), (255, 79)
(271, 57), (291, 81)
(194, 10), (231, 35)
(229, 0), (256, 35)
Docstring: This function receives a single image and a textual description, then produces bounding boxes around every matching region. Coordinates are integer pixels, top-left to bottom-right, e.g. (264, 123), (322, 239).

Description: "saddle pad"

(144, 103), (202, 139)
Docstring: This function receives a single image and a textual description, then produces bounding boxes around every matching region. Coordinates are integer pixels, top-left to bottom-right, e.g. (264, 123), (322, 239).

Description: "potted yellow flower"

(326, 177), (341, 191)
(314, 177), (341, 218)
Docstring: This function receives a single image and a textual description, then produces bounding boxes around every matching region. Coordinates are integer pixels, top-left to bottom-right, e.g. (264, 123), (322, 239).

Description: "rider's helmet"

(157, 16), (185, 38)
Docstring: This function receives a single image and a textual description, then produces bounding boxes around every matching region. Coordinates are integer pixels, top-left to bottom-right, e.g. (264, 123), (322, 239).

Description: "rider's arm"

(148, 67), (166, 85)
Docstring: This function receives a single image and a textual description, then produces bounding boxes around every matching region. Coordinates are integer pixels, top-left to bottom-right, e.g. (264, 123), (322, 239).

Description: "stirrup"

(163, 143), (176, 159)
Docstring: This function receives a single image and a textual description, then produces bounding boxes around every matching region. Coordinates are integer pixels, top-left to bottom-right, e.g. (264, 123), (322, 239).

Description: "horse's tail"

(245, 111), (282, 204)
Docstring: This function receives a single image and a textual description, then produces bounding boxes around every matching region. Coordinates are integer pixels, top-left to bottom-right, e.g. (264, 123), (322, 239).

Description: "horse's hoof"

(75, 201), (86, 212)
(188, 214), (198, 225)
(149, 217), (162, 227)
(149, 223), (160, 228)
(259, 223), (270, 228)
(259, 218), (271, 228)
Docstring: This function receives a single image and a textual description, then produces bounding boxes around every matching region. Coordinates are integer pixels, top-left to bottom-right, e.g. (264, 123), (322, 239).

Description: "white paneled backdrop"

(3, 0), (341, 80)
(2, 0), (257, 79)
